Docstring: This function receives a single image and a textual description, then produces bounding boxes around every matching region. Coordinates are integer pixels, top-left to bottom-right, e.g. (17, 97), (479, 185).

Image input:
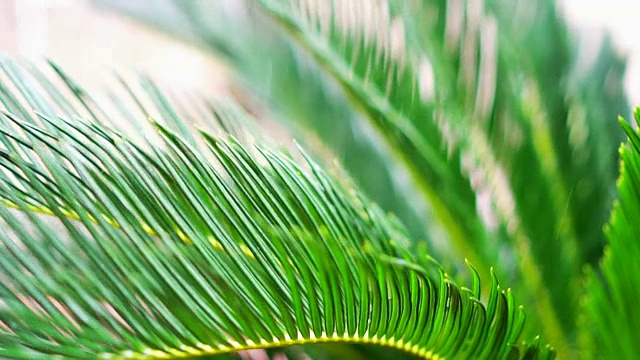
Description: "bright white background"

(562, 0), (640, 104)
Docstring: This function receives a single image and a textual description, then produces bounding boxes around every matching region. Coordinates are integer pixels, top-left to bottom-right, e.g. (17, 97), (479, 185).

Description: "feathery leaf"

(581, 108), (640, 360)
(0, 60), (553, 359)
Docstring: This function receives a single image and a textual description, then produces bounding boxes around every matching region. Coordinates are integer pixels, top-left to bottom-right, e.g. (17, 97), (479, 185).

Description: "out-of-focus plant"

(0, 0), (636, 359)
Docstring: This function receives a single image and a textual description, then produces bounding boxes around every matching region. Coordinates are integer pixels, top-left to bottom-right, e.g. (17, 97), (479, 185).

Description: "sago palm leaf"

(255, 0), (490, 274)
(0, 60), (552, 359)
(90, 1), (630, 356)
(580, 108), (640, 360)
(479, 3), (627, 334)
(252, 1), (628, 353)
(254, 0), (566, 346)
(95, 0), (434, 249)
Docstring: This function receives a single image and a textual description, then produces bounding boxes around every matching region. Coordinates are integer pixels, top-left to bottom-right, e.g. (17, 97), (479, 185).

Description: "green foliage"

(0, 60), (550, 359)
(173, 1), (625, 352)
(0, 0), (637, 358)
(582, 109), (640, 359)
(98, 0), (434, 246)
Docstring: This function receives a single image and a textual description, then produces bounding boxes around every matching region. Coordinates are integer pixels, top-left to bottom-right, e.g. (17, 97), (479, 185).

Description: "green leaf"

(251, 1), (628, 351)
(486, 0), (627, 324)
(581, 108), (640, 360)
(90, 2), (629, 355)
(255, 0), (494, 279)
(251, 0), (574, 349)
(97, 0), (434, 249)
(0, 60), (552, 359)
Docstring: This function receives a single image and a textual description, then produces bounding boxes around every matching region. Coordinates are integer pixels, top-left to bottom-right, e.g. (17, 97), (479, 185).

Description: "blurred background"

(0, 1), (638, 357)
(0, 0), (231, 93)
(0, 0), (638, 104)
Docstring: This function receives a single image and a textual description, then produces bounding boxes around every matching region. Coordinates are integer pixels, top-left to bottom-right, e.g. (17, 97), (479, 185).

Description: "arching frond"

(253, 2), (628, 353)
(82, 0), (631, 357)
(101, 0), (434, 248)
(581, 108), (640, 359)
(255, 0), (493, 282)
(0, 61), (553, 359)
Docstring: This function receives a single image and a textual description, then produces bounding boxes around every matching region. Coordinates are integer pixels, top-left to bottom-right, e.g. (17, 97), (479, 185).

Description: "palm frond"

(581, 108), (640, 360)
(254, 0), (495, 280)
(402, 0), (586, 342)
(0, 60), (553, 359)
(72, 0), (632, 355)
(96, 0), (434, 250)
(483, 3), (628, 341)
(252, 1), (628, 352)
(253, 0), (573, 347)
